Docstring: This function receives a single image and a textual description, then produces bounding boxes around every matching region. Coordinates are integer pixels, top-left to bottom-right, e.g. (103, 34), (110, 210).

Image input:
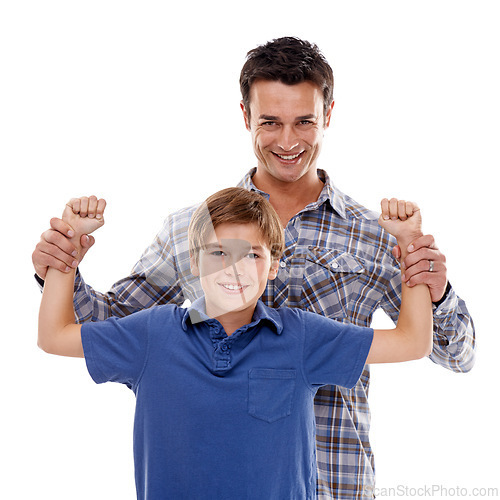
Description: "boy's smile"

(190, 223), (279, 333)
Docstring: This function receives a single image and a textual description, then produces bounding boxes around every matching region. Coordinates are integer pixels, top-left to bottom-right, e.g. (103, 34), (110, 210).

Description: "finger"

(79, 196), (89, 217)
(50, 217), (76, 238)
(405, 201), (414, 219)
(42, 229), (79, 258)
(88, 195), (98, 218)
(34, 240), (79, 271)
(404, 271), (448, 302)
(80, 234), (96, 249)
(389, 198), (399, 220)
(392, 245), (401, 260)
(33, 252), (70, 278)
(403, 258), (442, 281)
(397, 200), (408, 221)
(407, 234), (436, 253)
(67, 198), (81, 215)
(380, 198), (390, 220)
(403, 247), (446, 271)
(96, 198), (106, 219)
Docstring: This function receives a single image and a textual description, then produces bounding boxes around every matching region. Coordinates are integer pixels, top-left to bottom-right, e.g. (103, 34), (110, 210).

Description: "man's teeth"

(276, 152), (301, 160)
(221, 284), (244, 290)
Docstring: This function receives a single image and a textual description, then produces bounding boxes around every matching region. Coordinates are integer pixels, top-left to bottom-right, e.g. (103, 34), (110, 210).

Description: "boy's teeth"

(222, 284), (243, 290)
(276, 152), (301, 160)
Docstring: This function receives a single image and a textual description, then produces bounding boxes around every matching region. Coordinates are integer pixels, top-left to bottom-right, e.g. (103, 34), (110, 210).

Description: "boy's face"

(190, 223), (279, 319)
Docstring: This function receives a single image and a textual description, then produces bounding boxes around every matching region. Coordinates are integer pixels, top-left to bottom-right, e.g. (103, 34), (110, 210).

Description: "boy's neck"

(206, 304), (256, 336)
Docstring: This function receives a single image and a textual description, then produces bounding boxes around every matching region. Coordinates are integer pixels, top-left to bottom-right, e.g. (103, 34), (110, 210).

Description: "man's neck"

(252, 168), (325, 227)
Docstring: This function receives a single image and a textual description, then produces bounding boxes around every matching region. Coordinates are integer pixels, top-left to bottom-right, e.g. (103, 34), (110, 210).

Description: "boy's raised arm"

(38, 198), (106, 357)
(366, 199), (433, 364)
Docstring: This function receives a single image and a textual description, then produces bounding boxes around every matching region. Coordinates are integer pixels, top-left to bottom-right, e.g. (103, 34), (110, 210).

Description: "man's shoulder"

(333, 186), (379, 222)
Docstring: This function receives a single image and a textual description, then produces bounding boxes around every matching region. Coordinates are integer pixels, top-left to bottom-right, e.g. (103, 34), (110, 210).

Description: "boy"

(38, 188), (432, 499)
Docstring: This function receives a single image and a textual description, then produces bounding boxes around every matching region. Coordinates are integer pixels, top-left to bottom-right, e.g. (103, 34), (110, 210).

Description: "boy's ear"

(190, 254), (200, 277)
(268, 260), (280, 281)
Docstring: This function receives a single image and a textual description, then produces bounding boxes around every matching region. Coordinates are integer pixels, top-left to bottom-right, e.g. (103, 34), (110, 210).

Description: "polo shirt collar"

(182, 296), (283, 335)
(237, 167), (347, 219)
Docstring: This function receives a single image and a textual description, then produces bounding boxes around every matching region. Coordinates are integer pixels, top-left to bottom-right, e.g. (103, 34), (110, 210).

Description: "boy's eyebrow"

(203, 242), (266, 252)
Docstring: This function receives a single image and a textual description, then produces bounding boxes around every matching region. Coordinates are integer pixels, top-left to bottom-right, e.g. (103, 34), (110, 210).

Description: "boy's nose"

(223, 259), (244, 276)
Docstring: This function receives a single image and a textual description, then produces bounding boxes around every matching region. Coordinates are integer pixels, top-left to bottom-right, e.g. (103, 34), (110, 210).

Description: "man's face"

(190, 223), (279, 319)
(241, 80), (334, 185)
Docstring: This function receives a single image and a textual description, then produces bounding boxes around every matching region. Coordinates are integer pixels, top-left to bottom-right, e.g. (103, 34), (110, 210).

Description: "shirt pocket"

(301, 246), (365, 319)
(248, 368), (296, 423)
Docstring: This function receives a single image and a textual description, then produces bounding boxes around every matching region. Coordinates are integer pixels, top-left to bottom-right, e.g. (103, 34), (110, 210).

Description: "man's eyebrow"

(258, 114), (317, 121)
(258, 114), (279, 121)
(297, 114), (317, 120)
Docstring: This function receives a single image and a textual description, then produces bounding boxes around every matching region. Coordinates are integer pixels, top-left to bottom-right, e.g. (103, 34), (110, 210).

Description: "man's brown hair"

(188, 187), (284, 264)
(239, 36), (334, 121)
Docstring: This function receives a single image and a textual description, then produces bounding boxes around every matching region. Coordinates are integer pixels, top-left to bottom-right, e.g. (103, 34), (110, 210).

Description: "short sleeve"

(301, 311), (373, 390)
(81, 309), (151, 388)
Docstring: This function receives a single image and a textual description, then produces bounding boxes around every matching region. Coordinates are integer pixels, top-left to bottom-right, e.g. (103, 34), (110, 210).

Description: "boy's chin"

(208, 296), (258, 316)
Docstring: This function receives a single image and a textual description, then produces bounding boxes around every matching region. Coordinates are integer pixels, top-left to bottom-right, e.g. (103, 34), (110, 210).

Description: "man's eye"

(298, 120), (314, 126)
(261, 121), (277, 127)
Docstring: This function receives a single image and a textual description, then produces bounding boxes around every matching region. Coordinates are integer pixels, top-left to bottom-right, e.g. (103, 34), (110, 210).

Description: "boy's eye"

(247, 253), (259, 259)
(210, 250), (225, 257)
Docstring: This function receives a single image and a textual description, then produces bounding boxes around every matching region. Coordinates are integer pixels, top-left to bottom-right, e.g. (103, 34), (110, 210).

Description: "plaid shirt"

(73, 168), (475, 499)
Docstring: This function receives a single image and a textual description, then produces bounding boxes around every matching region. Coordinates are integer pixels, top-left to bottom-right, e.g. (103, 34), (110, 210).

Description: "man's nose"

(277, 125), (299, 152)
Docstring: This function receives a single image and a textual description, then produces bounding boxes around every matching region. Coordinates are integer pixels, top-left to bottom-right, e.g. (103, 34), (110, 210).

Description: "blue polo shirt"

(81, 299), (373, 499)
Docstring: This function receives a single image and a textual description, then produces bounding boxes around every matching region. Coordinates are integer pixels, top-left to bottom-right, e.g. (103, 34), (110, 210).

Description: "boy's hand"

(62, 196), (106, 240)
(32, 196), (105, 278)
(378, 198), (423, 247)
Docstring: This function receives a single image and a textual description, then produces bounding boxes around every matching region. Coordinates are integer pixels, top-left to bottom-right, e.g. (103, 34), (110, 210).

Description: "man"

(33, 37), (475, 499)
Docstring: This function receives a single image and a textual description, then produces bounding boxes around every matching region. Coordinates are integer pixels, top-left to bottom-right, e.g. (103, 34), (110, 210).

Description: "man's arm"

(38, 200), (106, 357)
(366, 199), (433, 364)
(378, 254), (475, 372)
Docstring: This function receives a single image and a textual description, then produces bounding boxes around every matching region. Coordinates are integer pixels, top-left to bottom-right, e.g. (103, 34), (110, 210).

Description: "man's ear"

(324, 100), (334, 128)
(268, 260), (280, 281)
(190, 254), (200, 277)
(240, 100), (251, 131)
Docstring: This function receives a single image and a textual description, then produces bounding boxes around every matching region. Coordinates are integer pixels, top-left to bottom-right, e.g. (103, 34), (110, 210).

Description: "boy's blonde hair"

(188, 187), (285, 264)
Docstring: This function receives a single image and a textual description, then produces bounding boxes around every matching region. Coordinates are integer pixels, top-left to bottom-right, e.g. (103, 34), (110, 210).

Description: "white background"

(1, 1), (498, 498)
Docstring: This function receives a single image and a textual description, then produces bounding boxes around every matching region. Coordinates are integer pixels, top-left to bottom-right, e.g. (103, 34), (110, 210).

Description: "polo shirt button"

(331, 262), (339, 269)
(280, 261), (286, 268)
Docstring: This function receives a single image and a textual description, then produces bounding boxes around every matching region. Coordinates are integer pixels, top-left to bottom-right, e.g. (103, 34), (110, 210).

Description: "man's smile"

(272, 150), (305, 162)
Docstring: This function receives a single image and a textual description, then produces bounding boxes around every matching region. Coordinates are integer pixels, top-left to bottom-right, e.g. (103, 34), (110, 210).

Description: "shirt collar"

(181, 296), (283, 335)
(237, 167), (347, 219)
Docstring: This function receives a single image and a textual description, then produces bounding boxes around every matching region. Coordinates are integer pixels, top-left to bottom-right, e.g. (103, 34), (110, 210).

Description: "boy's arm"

(38, 199), (106, 357)
(366, 198), (433, 364)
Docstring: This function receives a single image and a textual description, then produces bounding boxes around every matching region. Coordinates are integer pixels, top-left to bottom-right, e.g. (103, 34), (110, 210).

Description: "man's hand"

(32, 196), (106, 280)
(392, 235), (448, 303)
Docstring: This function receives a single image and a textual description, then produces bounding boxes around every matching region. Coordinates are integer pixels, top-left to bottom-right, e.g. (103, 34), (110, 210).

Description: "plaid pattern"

(73, 168), (475, 499)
